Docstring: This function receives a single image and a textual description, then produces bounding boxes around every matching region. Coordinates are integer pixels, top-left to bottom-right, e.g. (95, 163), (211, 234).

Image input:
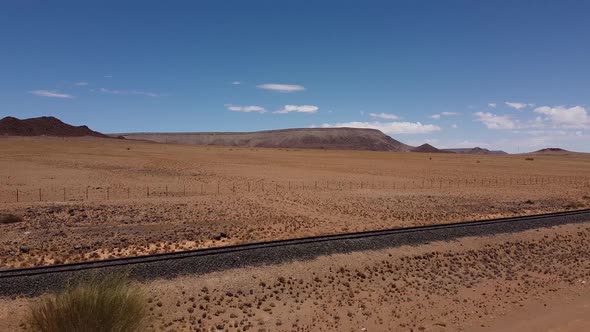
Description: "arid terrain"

(1, 222), (589, 331)
(1, 136), (589, 269)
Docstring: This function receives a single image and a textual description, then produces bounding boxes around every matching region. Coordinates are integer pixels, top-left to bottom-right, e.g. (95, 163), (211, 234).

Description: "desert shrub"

(564, 201), (585, 209)
(27, 273), (147, 332)
(0, 213), (23, 224)
(525, 157), (534, 161)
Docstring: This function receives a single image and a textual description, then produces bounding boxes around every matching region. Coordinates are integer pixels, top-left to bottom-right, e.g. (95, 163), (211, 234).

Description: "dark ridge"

(0, 116), (107, 137)
(411, 143), (452, 153)
(442, 147), (508, 155)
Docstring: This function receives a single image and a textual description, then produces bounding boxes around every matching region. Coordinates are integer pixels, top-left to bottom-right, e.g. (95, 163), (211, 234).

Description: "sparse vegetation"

(525, 157), (535, 161)
(27, 273), (147, 332)
(0, 213), (23, 224)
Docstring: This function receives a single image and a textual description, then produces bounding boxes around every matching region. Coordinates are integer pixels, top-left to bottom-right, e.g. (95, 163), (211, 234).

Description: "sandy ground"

(1, 222), (588, 331)
(1, 136), (589, 268)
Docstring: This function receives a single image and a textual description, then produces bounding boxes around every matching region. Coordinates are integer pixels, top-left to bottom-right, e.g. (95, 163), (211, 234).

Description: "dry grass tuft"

(0, 213), (23, 224)
(27, 273), (147, 332)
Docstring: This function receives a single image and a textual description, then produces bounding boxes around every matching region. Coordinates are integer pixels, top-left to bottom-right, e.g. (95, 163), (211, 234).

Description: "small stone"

(19, 245), (30, 253)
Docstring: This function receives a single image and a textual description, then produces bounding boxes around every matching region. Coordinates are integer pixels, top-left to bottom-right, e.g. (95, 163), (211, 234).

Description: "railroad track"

(1, 209), (590, 297)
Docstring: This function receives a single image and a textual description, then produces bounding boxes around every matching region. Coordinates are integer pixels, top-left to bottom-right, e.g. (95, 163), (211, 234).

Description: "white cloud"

(29, 90), (74, 99)
(274, 105), (319, 114)
(318, 121), (441, 135)
(369, 112), (399, 120)
(74, 82), (89, 86)
(430, 111), (458, 119)
(98, 88), (160, 97)
(231, 81), (241, 85)
(451, 124), (458, 129)
(474, 112), (517, 129)
(257, 83), (305, 93)
(225, 104), (266, 113)
(488, 103), (497, 108)
(533, 106), (589, 128)
(505, 101), (528, 110)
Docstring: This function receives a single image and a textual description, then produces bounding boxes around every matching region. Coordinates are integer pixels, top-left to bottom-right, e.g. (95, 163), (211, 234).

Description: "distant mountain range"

(116, 128), (413, 152)
(0, 115), (535, 155)
(441, 147), (508, 155)
(0, 116), (106, 137)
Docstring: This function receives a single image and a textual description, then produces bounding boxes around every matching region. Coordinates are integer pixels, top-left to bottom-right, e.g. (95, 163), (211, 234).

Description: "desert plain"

(0, 136), (589, 269)
(1, 136), (590, 331)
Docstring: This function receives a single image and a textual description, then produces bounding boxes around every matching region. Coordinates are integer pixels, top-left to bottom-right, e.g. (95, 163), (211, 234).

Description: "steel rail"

(1, 208), (589, 296)
(2, 208), (590, 278)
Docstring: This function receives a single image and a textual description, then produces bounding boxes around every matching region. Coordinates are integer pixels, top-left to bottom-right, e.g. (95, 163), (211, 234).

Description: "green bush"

(27, 273), (147, 332)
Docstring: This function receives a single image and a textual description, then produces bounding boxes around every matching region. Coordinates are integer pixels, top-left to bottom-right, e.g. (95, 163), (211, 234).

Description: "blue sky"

(1, 0), (589, 153)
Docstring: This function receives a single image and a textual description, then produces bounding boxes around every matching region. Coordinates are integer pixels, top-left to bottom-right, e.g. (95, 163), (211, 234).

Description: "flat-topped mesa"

(118, 127), (413, 151)
(441, 147), (508, 155)
(532, 148), (570, 154)
(0, 116), (107, 137)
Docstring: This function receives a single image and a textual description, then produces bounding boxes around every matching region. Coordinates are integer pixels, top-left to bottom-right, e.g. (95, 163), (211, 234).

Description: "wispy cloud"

(231, 81), (241, 85)
(225, 104), (266, 113)
(505, 101), (528, 110)
(74, 82), (89, 86)
(369, 112), (399, 120)
(29, 90), (74, 99)
(274, 105), (319, 114)
(98, 88), (160, 97)
(317, 121), (441, 135)
(488, 103), (497, 108)
(430, 111), (459, 119)
(474, 112), (517, 129)
(257, 83), (305, 93)
(534, 105), (589, 128)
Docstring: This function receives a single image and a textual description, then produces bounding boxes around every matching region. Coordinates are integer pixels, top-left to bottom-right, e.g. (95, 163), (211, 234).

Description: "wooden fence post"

(16, 189), (19, 203)
(39, 188), (42, 201)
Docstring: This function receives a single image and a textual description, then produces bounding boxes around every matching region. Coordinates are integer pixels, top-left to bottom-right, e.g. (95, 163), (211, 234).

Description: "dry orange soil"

(1, 223), (589, 331)
(1, 136), (589, 268)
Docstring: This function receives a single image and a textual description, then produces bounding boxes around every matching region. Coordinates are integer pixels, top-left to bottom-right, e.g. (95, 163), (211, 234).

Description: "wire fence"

(2, 176), (589, 204)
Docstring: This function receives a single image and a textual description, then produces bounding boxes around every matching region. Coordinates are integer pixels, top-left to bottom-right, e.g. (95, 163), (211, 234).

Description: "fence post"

(248, 182), (250, 192)
(39, 188), (42, 201)
(166, 185), (168, 197)
(86, 186), (89, 200)
(147, 186), (150, 198)
(107, 187), (109, 200)
(63, 187), (66, 201)
(16, 189), (19, 203)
